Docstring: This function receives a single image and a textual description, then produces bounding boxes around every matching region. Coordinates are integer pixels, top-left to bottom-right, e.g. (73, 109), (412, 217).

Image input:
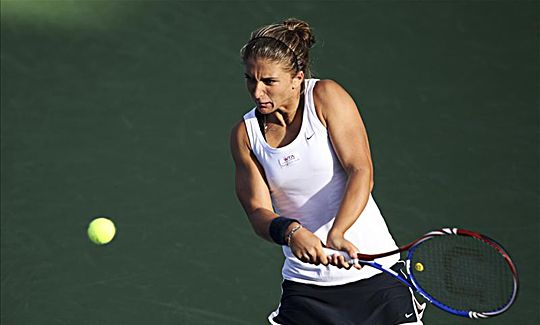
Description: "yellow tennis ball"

(87, 217), (116, 245)
(415, 262), (424, 272)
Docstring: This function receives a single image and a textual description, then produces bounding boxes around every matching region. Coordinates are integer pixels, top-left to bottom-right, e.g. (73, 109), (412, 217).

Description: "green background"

(1, 1), (538, 324)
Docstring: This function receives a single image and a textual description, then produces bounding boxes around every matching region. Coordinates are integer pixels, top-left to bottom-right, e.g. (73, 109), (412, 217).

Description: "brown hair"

(241, 18), (316, 78)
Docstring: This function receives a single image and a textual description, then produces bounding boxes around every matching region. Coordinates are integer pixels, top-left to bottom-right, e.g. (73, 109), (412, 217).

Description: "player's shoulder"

(313, 79), (354, 113)
(230, 119), (247, 141)
(313, 79), (350, 102)
(314, 78), (342, 94)
(230, 119), (250, 151)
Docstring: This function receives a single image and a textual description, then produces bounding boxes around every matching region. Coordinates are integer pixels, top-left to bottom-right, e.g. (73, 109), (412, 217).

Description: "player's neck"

(270, 94), (303, 127)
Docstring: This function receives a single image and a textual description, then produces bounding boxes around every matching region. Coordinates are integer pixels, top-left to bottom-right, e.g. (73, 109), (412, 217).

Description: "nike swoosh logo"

(306, 133), (315, 140)
(405, 313), (414, 318)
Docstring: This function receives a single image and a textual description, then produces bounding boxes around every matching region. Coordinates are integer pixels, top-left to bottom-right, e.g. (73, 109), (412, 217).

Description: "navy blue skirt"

(268, 263), (425, 325)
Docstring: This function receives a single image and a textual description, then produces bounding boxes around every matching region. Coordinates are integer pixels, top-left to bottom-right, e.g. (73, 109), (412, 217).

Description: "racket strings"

(410, 235), (514, 313)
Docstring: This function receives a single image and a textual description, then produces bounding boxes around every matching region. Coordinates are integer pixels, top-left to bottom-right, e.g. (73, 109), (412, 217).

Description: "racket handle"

(322, 248), (358, 265)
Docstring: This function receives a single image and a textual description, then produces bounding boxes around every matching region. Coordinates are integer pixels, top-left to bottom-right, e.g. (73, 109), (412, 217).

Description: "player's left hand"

(325, 233), (362, 270)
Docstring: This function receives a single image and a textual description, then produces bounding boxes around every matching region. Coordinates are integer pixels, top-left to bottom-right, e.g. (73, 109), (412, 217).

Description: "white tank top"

(243, 79), (399, 286)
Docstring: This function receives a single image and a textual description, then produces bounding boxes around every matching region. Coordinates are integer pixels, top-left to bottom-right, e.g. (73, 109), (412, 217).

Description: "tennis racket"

(323, 228), (519, 319)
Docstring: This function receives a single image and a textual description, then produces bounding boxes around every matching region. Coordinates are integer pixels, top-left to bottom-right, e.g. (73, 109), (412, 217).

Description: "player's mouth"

(257, 101), (273, 109)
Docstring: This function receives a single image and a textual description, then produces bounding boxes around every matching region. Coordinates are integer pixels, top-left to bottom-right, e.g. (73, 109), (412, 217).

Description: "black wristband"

(269, 216), (299, 246)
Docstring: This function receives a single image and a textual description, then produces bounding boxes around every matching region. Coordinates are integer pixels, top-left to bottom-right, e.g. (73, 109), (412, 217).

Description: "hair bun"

(282, 18), (316, 48)
(242, 18), (316, 78)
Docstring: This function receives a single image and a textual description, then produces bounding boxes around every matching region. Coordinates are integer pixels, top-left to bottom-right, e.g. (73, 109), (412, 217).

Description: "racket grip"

(322, 248), (358, 265)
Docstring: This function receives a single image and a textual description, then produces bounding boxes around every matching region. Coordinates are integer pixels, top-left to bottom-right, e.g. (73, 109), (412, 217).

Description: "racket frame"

(325, 227), (519, 319)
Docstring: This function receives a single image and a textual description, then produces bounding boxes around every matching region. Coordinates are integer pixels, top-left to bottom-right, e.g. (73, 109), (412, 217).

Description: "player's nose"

(253, 82), (265, 100)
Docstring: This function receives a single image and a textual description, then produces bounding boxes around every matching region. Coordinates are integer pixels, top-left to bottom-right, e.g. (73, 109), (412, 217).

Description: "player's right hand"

(288, 227), (329, 266)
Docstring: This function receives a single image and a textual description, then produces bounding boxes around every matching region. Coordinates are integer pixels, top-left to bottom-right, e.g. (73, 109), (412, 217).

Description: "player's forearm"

(247, 207), (280, 242)
(329, 168), (372, 236)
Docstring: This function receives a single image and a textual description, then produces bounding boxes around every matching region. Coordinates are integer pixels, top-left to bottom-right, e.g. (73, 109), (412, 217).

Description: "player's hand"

(288, 227), (329, 266)
(326, 233), (362, 270)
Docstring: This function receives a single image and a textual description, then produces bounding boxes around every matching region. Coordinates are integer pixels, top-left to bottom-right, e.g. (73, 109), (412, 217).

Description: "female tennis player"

(230, 18), (425, 324)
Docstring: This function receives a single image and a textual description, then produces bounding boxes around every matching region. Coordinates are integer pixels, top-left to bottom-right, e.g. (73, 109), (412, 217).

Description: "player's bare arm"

(314, 79), (374, 268)
(230, 121), (276, 241)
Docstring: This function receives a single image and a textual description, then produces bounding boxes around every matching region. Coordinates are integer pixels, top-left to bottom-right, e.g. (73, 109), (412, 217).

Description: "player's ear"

(292, 70), (304, 89)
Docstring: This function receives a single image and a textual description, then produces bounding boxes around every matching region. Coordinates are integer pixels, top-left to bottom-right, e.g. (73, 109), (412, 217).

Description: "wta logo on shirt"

(278, 153), (300, 167)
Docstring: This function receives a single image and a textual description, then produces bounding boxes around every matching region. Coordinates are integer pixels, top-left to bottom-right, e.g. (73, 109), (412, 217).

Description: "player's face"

(244, 58), (303, 114)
